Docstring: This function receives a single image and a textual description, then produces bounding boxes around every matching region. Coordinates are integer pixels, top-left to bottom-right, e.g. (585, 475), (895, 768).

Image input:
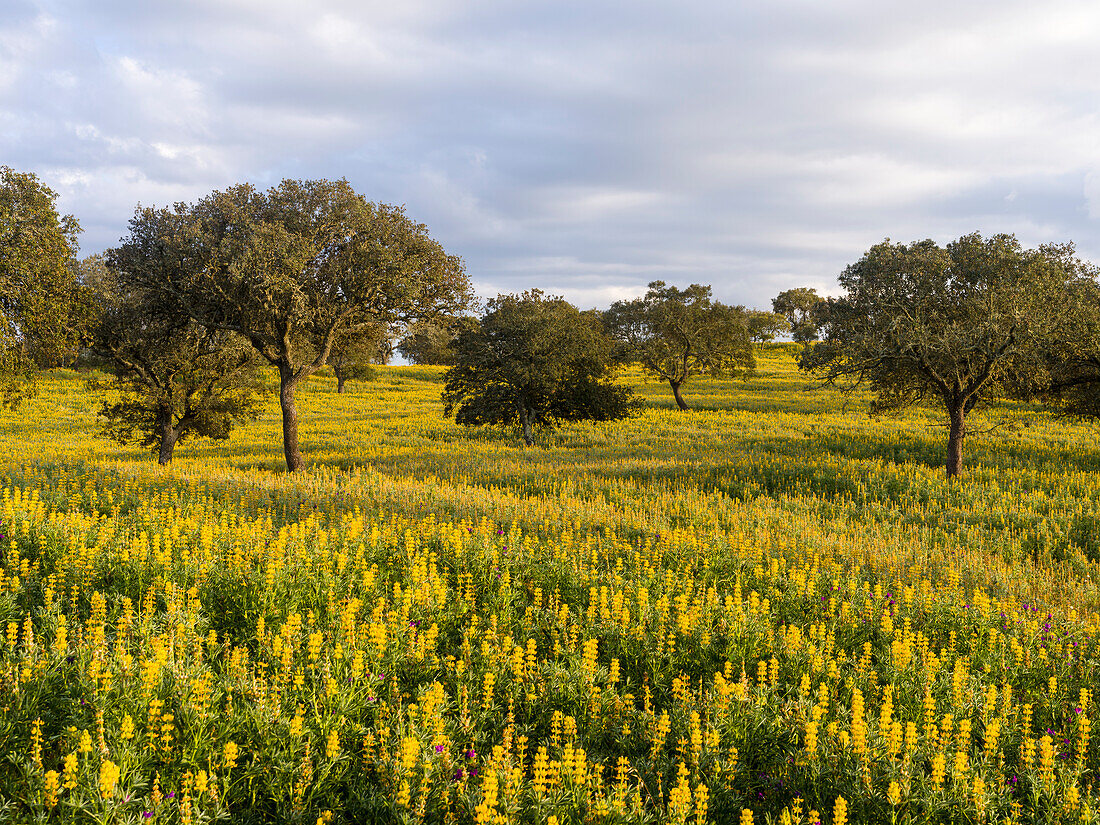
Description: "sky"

(3, 0), (1100, 310)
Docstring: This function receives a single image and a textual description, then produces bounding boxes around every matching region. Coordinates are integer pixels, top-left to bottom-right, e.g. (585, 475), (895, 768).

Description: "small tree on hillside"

(91, 272), (265, 465)
(746, 310), (791, 344)
(111, 178), (472, 471)
(443, 291), (636, 446)
(327, 326), (384, 392)
(397, 316), (477, 365)
(800, 233), (1090, 478)
(772, 287), (824, 342)
(604, 281), (754, 410)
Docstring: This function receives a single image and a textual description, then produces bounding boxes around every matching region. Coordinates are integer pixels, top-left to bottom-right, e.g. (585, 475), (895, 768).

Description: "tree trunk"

(519, 405), (534, 446)
(946, 402), (966, 479)
(670, 380), (689, 411)
(279, 371), (304, 471)
(336, 369), (346, 393)
(156, 405), (178, 466)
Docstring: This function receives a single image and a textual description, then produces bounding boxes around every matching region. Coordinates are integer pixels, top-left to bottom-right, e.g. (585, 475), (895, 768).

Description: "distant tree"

(91, 270), (265, 465)
(397, 316), (477, 365)
(772, 287), (824, 342)
(327, 326), (383, 392)
(111, 178), (472, 470)
(800, 233), (1089, 478)
(604, 281), (754, 411)
(746, 310), (791, 344)
(444, 291), (636, 446)
(0, 166), (83, 402)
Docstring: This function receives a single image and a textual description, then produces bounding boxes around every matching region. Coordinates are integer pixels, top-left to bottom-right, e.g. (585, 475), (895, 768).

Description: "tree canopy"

(443, 291), (636, 446)
(327, 325), (384, 392)
(110, 178), (472, 470)
(746, 310), (791, 344)
(397, 316), (477, 365)
(772, 287), (824, 343)
(604, 281), (754, 410)
(0, 166), (84, 403)
(90, 266), (265, 465)
(800, 233), (1093, 477)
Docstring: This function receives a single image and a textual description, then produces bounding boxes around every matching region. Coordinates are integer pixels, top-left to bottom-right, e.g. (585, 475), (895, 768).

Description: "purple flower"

(167, 792), (175, 799)
(465, 749), (476, 760)
(144, 814), (153, 820)
(435, 744), (445, 753)
(453, 769), (465, 780)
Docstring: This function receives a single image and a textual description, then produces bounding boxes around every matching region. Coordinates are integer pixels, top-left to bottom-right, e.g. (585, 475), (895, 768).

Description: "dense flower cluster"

(0, 351), (1098, 822)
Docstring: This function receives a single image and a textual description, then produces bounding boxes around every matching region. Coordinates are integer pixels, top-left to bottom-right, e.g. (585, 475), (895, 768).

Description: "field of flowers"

(1, 346), (1099, 823)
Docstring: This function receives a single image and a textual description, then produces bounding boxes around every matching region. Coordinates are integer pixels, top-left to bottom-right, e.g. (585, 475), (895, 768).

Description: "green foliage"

(772, 287), (824, 342)
(800, 232), (1094, 476)
(604, 280), (754, 410)
(110, 178), (472, 470)
(327, 326), (385, 391)
(444, 290), (637, 445)
(745, 309), (791, 343)
(0, 166), (84, 401)
(90, 269), (266, 464)
(397, 316), (477, 365)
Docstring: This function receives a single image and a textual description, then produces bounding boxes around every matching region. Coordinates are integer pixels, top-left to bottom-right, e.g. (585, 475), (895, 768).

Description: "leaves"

(604, 281), (754, 408)
(443, 291), (637, 444)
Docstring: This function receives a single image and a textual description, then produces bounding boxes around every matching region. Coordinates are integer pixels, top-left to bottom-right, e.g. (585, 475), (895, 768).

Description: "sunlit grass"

(1, 346), (1099, 823)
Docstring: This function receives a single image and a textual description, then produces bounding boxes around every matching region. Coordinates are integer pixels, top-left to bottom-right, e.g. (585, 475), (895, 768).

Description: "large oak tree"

(111, 178), (471, 470)
(800, 233), (1092, 478)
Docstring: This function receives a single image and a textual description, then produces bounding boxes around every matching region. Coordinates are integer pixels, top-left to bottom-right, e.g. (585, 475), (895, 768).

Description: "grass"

(0, 346), (1098, 823)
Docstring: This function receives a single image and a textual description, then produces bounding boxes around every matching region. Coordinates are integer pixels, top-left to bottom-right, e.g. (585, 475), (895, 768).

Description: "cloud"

(3, 0), (1100, 309)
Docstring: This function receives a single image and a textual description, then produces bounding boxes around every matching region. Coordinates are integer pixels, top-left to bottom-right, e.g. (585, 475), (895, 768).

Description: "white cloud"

(4, 0), (1100, 307)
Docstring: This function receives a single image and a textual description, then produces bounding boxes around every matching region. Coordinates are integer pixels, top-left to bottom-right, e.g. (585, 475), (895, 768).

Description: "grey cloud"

(3, 0), (1100, 309)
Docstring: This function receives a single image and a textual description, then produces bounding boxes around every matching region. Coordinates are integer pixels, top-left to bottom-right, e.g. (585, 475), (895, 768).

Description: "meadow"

(1, 346), (1099, 823)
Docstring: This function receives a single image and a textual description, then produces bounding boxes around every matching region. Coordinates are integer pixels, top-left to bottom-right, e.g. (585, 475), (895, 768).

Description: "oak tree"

(327, 325), (384, 392)
(91, 269), (265, 465)
(443, 291), (636, 446)
(604, 281), (754, 410)
(111, 178), (471, 470)
(772, 287), (824, 343)
(746, 310), (791, 344)
(800, 233), (1088, 478)
(0, 166), (83, 402)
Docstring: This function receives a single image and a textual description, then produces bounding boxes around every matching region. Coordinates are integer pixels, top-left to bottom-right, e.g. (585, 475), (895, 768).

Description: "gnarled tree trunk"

(946, 401), (966, 479)
(670, 379), (689, 411)
(279, 369), (303, 471)
(156, 404), (179, 466)
(518, 402), (534, 446)
(335, 368), (346, 393)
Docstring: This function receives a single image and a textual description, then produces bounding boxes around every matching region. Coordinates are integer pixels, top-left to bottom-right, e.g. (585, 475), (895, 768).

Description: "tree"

(800, 233), (1089, 478)
(1029, 272), (1100, 418)
(746, 310), (791, 344)
(0, 166), (82, 402)
(443, 291), (636, 446)
(772, 287), (824, 342)
(604, 281), (754, 411)
(90, 269), (266, 465)
(397, 316), (477, 365)
(110, 178), (472, 471)
(327, 325), (383, 392)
